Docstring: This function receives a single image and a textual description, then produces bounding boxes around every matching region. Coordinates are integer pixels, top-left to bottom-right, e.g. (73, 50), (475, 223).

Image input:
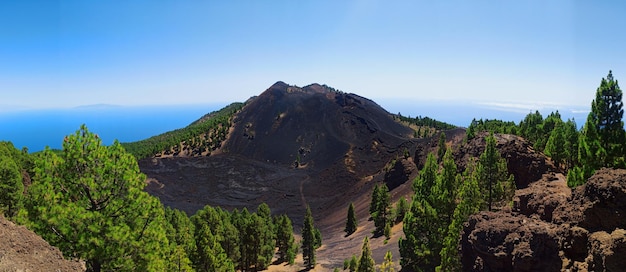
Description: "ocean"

(0, 104), (224, 152)
(0, 100), (589, 153)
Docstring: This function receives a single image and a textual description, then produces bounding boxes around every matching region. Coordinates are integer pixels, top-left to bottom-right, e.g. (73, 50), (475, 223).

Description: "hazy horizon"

(1, 98), (589, 152)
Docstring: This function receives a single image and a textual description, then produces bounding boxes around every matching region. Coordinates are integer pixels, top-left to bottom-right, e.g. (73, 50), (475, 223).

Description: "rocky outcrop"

(460, 212), (562, 272)
(553, 168), (626, 232)
(461, 168), (626, 272)
(455, 132), (557, 189)
(514, 173), (570, 222)
(586, 229), (626, 271)
(384, 157), (417, 190)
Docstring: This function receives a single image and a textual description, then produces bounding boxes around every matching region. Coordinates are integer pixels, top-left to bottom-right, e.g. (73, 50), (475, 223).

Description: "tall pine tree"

(357, 237), (375, 272)
(400, 153), (441, 271)
(345, 202), (358, 236)
(477, 134), (514, 211)
(0, 154), (23, 218)
(302, 206), (318, 269)
(579, 70), (625, 175)
(438, 161), (481, 272)
(275, 214), (296, 264)
(372, 184), (391, 236)
(545, 121), (566, 168)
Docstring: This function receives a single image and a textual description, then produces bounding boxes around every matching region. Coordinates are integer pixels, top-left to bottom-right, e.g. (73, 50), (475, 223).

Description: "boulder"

(553, 168), (626, 232)
(384, 157), (417, 190)
(513, 173), (570, 222)
(460, 211), (562, 272)
(586, 229), (626, 272)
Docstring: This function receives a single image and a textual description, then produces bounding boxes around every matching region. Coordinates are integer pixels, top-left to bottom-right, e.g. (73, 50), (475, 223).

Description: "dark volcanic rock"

(223, 82), (413, 176)
(462, 168), (626, 272)
(383, 157), (417, 190)
(561, 226), (589, 263)
(455, 132), (557, 189)
(460, 211), (562, 272)
(513, 173), (570, 222)
(586, 229), (626, 272)
(553, 168), (626, 232)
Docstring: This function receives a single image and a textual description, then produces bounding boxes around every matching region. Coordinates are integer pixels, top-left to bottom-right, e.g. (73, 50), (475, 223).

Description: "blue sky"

(1, 1), (625, 111)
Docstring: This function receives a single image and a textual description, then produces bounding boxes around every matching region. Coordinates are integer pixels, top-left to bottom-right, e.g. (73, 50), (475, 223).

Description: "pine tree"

(519, 111), (544, 149)
(466, 119), (477, 140)
(545, 122), (566, 168)
(164, 207), (195, 272)
(345, 202), (358, 236)
(563, 119), (579, 170)
(256, 203), (276, 270)
(314, 228), (322, 249)
(434, 148), (458, 224)
(357, 237), (375, 272)
(384, 221), (392, 239)
(438, 162), (481, 272)
(579, 115), (605, 180)
(232, 208), (253, 270)
(302, 206), (317, 269)
(380, 250), (395, 272)
(275, 214), (296, 264)
(20, 125), (171, 271)
(369, 184), (380, 219)
(394, 197), (409, 223)
(349, 255), (359, 272)
(373, 184), (391, 235)
(400, 153), (441, 271)
(567, 166), (585, 188)
(191, 205), (240, 271)
(196, 225), (235, 272)
(477, 134), (514, 211)
(437, 132), (447, 162)
(0, 154), (23, 218)
(537, 111), (562, 151)
(588, 70), (625, 167)
(400, 197), (438, 271)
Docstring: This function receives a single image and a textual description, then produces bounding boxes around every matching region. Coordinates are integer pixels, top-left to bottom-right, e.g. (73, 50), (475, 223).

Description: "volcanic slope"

(224, 81), (413, 174)
(139, 81), (455, 269)
(141, 82), (421, 218)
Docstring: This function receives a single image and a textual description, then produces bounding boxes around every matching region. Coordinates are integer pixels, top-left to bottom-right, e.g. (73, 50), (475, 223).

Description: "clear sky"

(1, 1), (625, 111)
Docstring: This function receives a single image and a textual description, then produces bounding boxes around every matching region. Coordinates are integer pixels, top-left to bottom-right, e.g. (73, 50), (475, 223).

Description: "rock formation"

(461, 168), (626, 272)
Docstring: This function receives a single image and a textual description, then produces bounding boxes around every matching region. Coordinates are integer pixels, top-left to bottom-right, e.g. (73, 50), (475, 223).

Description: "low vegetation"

(122, 102), (244, 160)
(394, 114), (456, 138)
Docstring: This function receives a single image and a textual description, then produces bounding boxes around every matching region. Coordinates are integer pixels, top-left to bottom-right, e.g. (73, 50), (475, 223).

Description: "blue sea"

(0, 104), (224, 152)
(0, 100), (589, 153)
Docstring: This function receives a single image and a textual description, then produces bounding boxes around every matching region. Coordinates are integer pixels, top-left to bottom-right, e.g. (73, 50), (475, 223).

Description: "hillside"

(135, 82), (459, 269)
(121, 102), (244, 159)
(139, 82), (430, 218)
(0, 215), (84, 272)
